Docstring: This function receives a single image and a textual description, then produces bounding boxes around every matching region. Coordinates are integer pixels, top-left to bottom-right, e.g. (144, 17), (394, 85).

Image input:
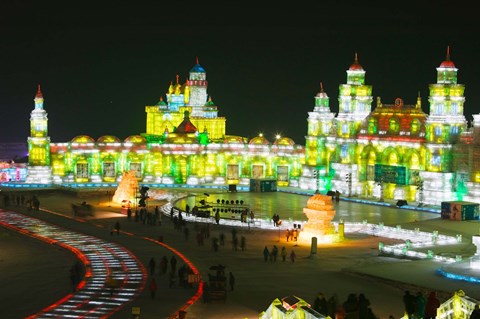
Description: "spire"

(320, 82), (324, 93)
(196, 56), (199, 65)
(176, 74), (179, 84)
(349, 52), (363, 71)
(34, 84), (44, 109)
(439, 46), (456, 68)
(416, 91), (422, 109)
(35, 84), (43, 99)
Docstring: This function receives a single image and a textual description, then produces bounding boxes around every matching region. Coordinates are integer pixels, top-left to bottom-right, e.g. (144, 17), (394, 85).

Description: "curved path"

(1, 189), (478, 319)
(0, 211), (145, 319)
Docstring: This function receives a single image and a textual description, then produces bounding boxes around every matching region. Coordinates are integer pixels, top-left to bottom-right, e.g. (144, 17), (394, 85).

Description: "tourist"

(271, 245), (278, 262)
(425, 291), (440, 319)
(149, 277), (157, 299)
(281, 246), (287, 261)
(415, 291), (426, 319)
(470, 304), (480, 319)
(114, 221), (120, 235)
(263, 246), (270, 262)
(148, 257), (156, 275)
(313, 292), (328, 315)
(343, 293), (359, 318)
(240, 236), (246, 251)
(403, 290), (416, 318)
(170, 255), (177, 273)
(327, 293), (339, 318)
(229, 271), (235, 291)
(358, 293), (371, 319)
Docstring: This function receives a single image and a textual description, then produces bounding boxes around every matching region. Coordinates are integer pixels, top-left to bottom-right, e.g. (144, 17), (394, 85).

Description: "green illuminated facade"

(300, 50), (476, 206)
(22, 50), (480, 206)
(25, 60), (304, 187)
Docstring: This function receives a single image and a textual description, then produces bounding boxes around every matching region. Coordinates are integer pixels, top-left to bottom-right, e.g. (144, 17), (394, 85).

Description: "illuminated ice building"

(301, 48), (480, 206)
(19, 51), (480, 206)
(24, 59), (304, 187)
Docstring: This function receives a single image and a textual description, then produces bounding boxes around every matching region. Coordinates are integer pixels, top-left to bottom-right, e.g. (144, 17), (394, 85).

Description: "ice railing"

(159, 194), (462, 263)
(343, 220), (461, 263)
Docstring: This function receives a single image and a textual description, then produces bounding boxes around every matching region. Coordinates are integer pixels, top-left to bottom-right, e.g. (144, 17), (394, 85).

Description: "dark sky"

(1, 2), (479, 144)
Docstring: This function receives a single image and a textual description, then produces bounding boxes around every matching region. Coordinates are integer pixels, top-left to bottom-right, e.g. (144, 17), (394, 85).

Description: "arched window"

(367, 118), (377, 134)
(388, 117), (399, 134)
(410, 119), (420, 135)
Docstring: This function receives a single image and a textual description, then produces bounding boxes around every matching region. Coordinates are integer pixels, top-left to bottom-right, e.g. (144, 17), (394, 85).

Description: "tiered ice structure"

(300, 194), (336, 243)
(112, 171), (138, 204)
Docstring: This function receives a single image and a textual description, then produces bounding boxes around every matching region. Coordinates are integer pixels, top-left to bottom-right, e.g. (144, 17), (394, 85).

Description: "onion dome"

(190, 56), (205, 73)
(273, 137), (295, 146)
(156, 97), (167, 106)
(439, 46), (456, 68)
(204, 96), (216, 107)
(349, 52), (364, 71)
(71, 135), (95, 143)
(124, 135), (147, 143)
(223, 135), (245, 144)
(97, 135), (121, 143)
(315, 82), (328, 98)
(249, 136), (270, 145)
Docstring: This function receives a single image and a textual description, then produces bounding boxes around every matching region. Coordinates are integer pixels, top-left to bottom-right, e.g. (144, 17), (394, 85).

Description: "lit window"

(368, 118), (377, 134)
(435, 104), (444, 115)
(322, 123), (330, 134)
(341, 145), (348, 159)
(389, 117), (399, 133)
(451, 103), (458, 114)
(431, 155), (441, 167)
(411, 119), (420, 135)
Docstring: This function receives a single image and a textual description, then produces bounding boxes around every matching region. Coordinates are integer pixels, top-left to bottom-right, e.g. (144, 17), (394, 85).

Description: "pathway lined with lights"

(0, 211), (145, 319)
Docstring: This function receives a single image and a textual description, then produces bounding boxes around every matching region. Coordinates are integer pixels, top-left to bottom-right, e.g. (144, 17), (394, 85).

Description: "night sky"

(1, 3), (479, 144)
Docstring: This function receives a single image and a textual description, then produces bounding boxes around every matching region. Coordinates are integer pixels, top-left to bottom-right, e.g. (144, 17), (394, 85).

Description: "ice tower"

(423, 47), (468, 204)
(332, 53), (373, 195)
(26, 85), (52, 183)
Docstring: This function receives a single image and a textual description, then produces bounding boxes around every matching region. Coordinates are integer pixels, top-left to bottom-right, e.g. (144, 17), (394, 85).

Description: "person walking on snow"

(281, 246), (287, 261)
(263, 246), (270, 262)
(149, 277), (157, 299)
(229, 272), (235, 291)
(148, 257), (156, 275)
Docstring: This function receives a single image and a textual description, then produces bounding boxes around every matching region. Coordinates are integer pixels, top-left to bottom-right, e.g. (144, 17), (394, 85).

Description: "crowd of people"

(7, 191), (475, 318)
(309, 290), (443, 319)
(1, 191), (40, 211)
